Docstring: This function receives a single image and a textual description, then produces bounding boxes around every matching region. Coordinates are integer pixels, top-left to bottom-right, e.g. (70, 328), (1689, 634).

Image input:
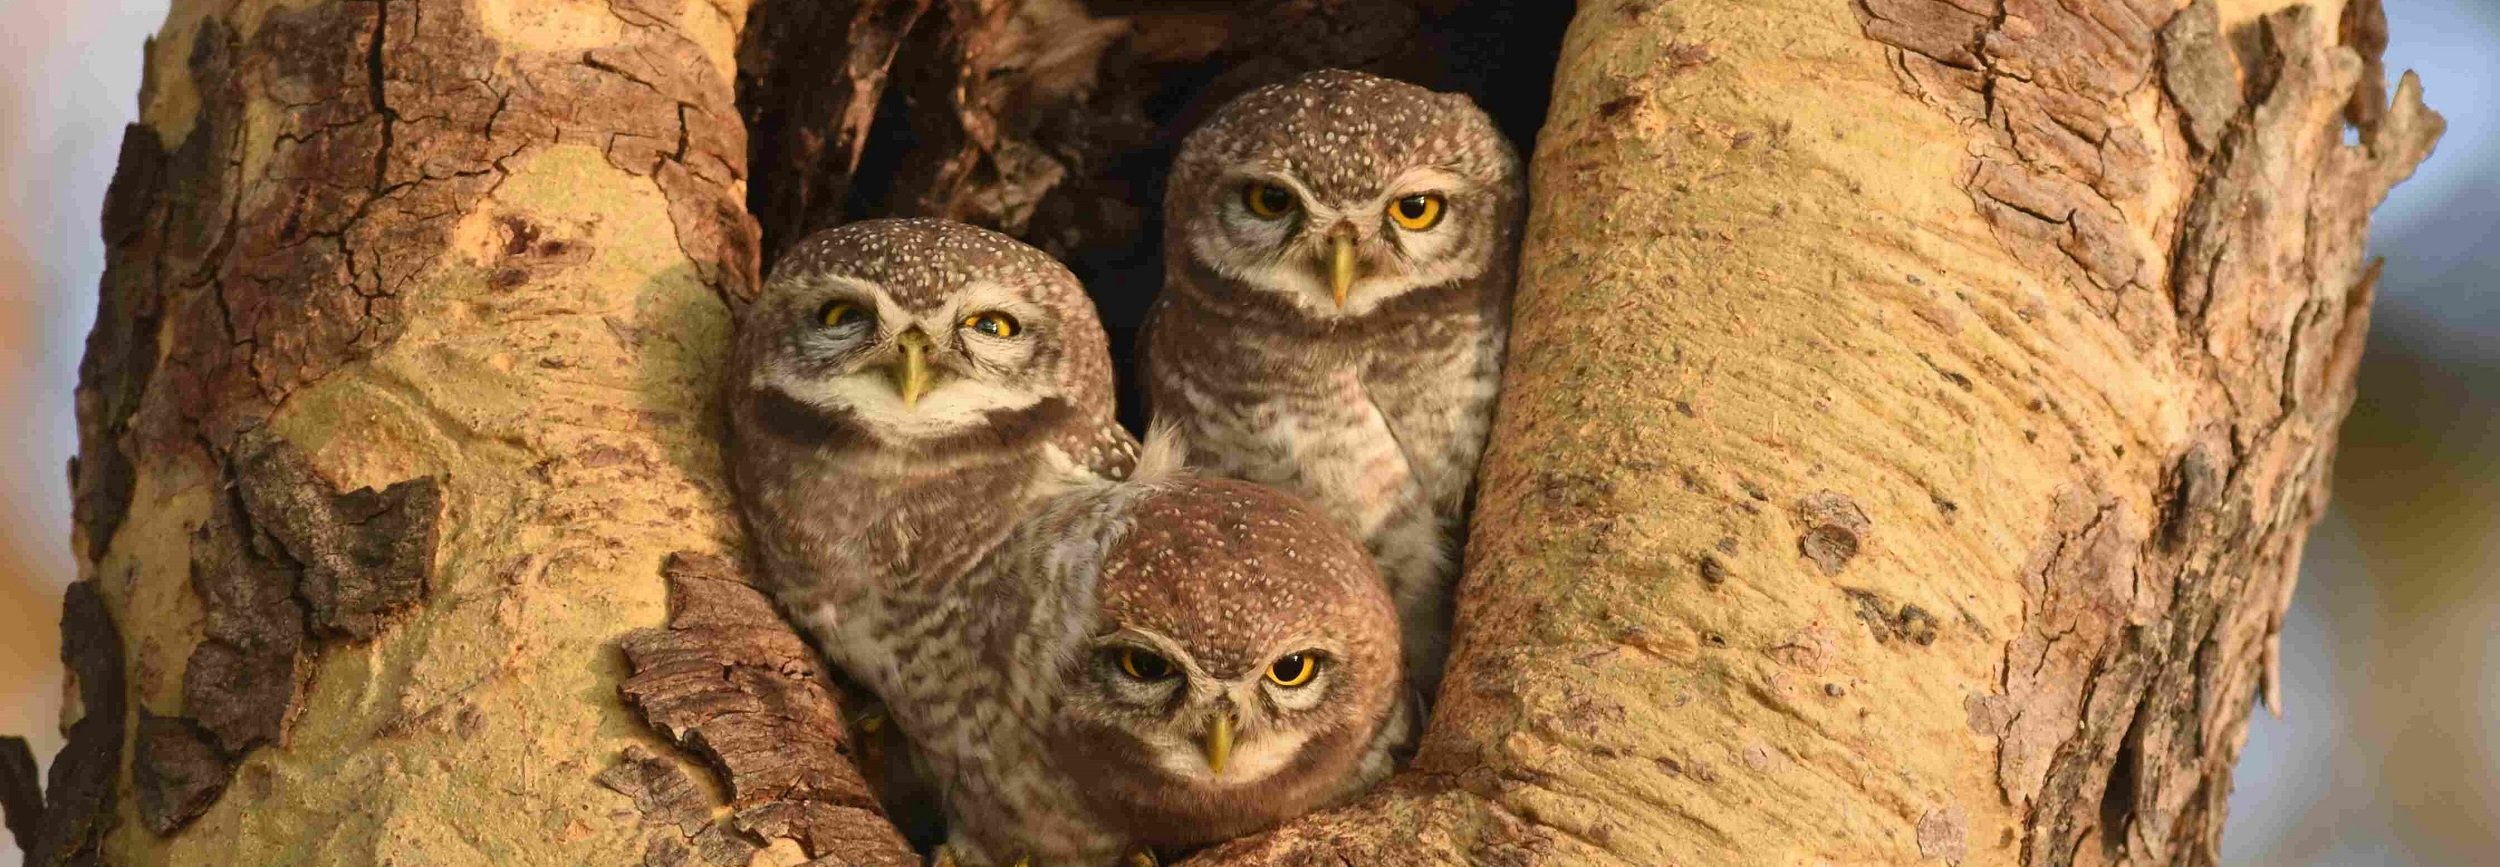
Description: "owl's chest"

(1179, 324), (1489, 462)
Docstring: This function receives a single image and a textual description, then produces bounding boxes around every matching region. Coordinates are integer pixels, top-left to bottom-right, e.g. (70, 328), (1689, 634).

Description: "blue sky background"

(2, 2), (2492, 864)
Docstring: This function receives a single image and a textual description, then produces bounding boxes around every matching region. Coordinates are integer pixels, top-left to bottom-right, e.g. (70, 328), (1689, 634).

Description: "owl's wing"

(1364, 331), (1502, 524)
(989, 430), (1189, 717)
(1070, 415), (1141, 481)
(1351, 377), (1434, 512)
(988, 479), (1134, 719)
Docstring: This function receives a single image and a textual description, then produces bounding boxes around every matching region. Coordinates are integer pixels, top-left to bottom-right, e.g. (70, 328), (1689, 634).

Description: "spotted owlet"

(1141, 69), (1525, 702)
(1001, 446), (1406, 865)
(729, 219), (1401, 866)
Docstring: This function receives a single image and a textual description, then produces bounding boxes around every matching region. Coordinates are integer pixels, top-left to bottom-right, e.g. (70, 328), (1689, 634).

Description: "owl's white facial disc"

(1140, 710), (1313, 786)
(757, 277), (1059, 444)
(1191, 166), (1487, 319)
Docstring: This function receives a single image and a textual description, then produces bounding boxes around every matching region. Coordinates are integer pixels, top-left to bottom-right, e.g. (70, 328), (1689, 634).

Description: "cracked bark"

(18, 0), (817, 862)
(614, 552), (917, 866)
(1201, 0), (2431, 864)
(13, 0), (2433, 864)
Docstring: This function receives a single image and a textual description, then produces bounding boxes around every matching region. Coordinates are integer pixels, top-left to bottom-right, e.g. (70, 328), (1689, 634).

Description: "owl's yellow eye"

(960, 311), (1021, 338)
(1387, 194), (1445, 231)
(1266, 653), (1319, 687)
(1242, 182), (1299, 219)
(818, 301), (872, 329)
(1117, 648), (1175, 681)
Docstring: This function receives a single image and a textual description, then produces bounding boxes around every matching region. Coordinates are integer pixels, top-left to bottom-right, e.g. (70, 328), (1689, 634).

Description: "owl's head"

(1167, 69), (1523, 319)
(733, 219), (1115, 455)
(1050, 477), (1402, 847)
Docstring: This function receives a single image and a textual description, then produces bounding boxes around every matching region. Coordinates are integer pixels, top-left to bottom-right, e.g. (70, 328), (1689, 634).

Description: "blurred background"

(1, 2), (2491, 865)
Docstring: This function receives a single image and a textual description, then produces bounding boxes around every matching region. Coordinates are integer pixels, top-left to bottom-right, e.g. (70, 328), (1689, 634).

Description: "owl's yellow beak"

(891, 329), (932, 408)
(1202, 711), (1235, 775)
(1328, 233), (1357, 309)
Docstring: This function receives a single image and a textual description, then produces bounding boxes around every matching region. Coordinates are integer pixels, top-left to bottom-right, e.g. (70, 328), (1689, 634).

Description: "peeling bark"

(19, 0), (2436, 864)
(3, 584), (125, 866)
(131, 715), (230, 835)
(1797, 490), (1872, 576)
(0, 738), (38, 850)
(136, 429), (443, 834)
(615, 552), (919, 866)
(1201, 0), (2433, 864)
(31, 0), (806, 861)
(1857, 1), (2436, 862)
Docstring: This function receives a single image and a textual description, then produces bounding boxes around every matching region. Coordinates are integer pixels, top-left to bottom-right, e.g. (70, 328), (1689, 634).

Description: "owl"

(729, 219), (1401, 866)
(996, 443), (1407, 865)
(1141, 69), (1526, 702)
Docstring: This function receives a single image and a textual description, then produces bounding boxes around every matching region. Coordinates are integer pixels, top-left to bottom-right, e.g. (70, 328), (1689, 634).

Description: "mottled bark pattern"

(616, 552), (919, 866)
(1867, 0), (2438, 862)
(77, 0), (759, 570)
(39, 0), (796, 861)
(1, 584), (126, 866)
(1202, 0), (2434, 864)
(22, 0), (2435, 863)
(138, 429), (442, 834)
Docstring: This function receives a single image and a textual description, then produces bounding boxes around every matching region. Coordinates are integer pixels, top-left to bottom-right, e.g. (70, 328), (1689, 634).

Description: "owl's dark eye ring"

(1242, 182), (1299, 219)
(818, 300), (873, 329)
(1116, 648), (1176, 681)
(960, 311), (1021, 339)
(1387, 194), (1445, 231)
(1266, 652), (1320, 688)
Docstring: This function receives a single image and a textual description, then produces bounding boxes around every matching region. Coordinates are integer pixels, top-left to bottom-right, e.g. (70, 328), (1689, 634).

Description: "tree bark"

(3, 0), (2437, 865)
(1204, 0), (2438, 864)
(8, 0), (911, 863)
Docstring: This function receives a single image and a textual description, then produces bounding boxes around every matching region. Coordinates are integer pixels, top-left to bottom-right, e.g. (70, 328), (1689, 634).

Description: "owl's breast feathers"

(1145, 264), (1500, 519)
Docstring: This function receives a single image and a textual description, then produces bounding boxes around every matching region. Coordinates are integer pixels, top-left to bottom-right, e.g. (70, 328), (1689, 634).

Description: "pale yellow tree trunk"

(7, 0), (2438, 865)
(8, 0), (910, 864)
(1203, 0), (2437, 865)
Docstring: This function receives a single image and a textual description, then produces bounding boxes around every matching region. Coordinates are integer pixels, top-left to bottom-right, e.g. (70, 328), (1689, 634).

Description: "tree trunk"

(6, 0), (911, 863)
(1204, 0), (2438, 864)
(3, 0), (2436, 865)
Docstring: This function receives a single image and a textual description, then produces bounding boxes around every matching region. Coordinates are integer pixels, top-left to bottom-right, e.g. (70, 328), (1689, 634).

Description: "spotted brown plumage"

(1052, 477), (1405, 850)
(729, 219), (1400, 866)
(739, 217), (1135, 480)
(1142, 69), (1526, 704)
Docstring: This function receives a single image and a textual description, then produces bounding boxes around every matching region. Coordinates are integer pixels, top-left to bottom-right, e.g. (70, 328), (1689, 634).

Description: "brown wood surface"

(8, 0), (2438, 864)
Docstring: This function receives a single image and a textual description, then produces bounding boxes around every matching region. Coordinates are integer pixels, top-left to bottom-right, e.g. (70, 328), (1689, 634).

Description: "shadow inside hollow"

(737, 1), (1575, 434)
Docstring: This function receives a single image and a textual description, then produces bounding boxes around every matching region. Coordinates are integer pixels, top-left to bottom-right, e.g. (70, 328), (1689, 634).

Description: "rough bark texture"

(613, 552), (917, 866)
(5, 585), (127, 867)
(10, 0), (2437, 864)
(1197, 0), (2436, 864)
(8, 0), (889, 862)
